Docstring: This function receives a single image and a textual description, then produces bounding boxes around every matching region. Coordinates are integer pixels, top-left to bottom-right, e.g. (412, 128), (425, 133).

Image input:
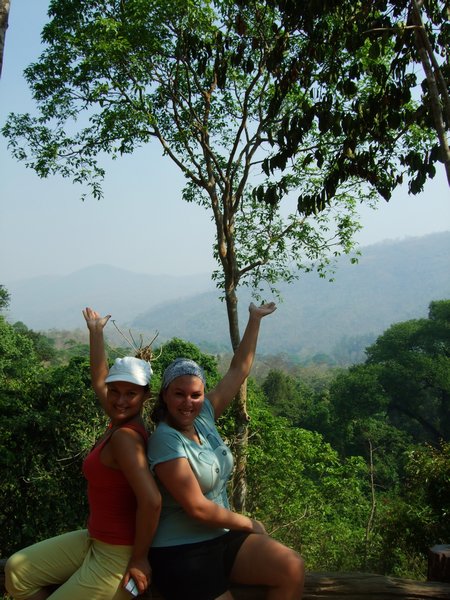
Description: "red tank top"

(83, 421), (148, 545)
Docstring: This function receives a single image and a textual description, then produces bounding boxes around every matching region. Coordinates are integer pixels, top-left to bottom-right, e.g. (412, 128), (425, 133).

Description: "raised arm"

(208, 302), (276, 418)
(82, 306), (111, 410)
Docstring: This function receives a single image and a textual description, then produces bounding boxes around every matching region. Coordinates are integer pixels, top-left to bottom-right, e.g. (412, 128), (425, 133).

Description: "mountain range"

(3, 231), (450, 362)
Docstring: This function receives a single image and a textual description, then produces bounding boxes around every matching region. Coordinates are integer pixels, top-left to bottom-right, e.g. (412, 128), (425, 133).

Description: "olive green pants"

(5, 530), (132, 600)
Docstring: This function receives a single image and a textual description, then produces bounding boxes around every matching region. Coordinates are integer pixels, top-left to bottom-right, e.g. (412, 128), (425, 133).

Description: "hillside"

(131, 232), (450, 361)
(3, 232), (450, 362)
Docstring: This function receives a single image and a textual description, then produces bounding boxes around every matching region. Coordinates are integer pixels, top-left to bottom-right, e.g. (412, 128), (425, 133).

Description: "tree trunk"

(410, 0), (450, 186)
(223, 281), (250, 512)
(0, 0), (10, 78)
(231, 380), (250, 512)
(428, 545), (450, 583)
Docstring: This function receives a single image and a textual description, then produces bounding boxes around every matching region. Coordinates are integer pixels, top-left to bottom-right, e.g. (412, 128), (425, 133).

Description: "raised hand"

(82, 306), (111, 333)
(248, 301), (277, 319)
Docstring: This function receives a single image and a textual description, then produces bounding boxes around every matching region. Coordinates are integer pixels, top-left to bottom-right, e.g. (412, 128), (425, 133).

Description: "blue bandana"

(162, 358), (206, 389)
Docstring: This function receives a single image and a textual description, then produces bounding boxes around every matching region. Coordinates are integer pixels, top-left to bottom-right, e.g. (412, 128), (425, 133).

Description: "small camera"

(125, 578), (139, 597)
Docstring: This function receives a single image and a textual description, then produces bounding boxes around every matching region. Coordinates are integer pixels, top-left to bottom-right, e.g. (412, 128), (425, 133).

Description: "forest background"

(1, 261), (450, 581)
(1, 0), (450, 587)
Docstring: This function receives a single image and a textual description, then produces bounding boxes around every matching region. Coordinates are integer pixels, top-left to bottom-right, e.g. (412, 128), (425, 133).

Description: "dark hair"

(150, 390), (167, 424)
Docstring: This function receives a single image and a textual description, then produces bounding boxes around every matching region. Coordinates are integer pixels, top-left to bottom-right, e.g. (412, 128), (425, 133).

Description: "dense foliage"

(0, 285), (9, 312)
(0, 316), (105, 555)
(246, 383), (373, 572)
(1, 299), (449, 579)
(331, 299), (450, 451)
(262, 300), (450, 576)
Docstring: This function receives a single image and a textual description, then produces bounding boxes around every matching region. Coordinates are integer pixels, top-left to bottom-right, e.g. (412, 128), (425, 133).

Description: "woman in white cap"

(5, 307), (161, 600)
(148, 302), (305, 600)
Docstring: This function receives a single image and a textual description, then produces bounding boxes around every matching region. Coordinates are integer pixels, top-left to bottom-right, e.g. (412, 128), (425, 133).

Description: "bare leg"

(229, 534), (304, 600)
(214, 593), (234, 600)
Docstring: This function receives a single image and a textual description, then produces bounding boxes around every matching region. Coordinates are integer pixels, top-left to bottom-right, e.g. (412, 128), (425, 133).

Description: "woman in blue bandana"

(147, 302), (305, 600)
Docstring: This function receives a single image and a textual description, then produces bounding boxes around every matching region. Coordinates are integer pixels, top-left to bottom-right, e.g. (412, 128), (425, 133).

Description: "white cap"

(105, 357), (152, 386)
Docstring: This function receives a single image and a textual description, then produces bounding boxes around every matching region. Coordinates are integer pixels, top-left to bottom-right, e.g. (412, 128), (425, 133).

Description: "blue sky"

(1, 0), (449, 283)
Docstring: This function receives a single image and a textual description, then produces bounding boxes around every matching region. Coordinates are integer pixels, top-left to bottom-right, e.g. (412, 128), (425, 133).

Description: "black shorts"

(149, 530), (250, 600)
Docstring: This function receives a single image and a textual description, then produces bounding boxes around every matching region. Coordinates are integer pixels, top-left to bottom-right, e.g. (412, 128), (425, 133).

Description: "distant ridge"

(131, 232), (450, 358)
(4, 265), (214, 330)
(3, 232), (450, 360)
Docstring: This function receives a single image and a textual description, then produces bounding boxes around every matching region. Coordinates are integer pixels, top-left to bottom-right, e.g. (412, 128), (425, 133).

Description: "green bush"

(0, 316), (106, 555)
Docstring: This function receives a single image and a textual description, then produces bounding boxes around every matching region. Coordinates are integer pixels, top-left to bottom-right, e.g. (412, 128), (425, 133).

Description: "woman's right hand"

(249, 518), (267, 535)
(82, 306), (111, 332)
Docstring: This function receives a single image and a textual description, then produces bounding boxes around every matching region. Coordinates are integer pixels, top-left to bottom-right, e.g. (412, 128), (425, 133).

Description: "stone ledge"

(2, 559), (450, 599)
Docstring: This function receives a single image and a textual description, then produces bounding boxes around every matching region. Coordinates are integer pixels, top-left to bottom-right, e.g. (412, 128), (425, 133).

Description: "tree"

(12, 321), (57, 363)
(2, 0), (443, 507)
(252, 0), (450, 187)
(403, 441), (450, 544)
(0, 0), (10, 78)
(245, 385), (374, 572)
(330, 300), (450, 460)
(150, 337), (220, 387)
(365, 300), (450, 443)
(262, 368), (305, 423)
(374, 441), (450, 576)
(408, 0), (450, 184)
(262, 368), (330, 428)
(0, 315), (106, 555)
(0, 284), (10, 312)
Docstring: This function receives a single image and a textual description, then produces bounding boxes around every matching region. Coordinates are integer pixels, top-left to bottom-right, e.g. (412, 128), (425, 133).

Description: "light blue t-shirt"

(148, 398), (234, 547)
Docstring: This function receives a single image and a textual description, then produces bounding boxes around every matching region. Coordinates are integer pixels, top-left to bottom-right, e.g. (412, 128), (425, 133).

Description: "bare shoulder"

(110, 424), (146, 449)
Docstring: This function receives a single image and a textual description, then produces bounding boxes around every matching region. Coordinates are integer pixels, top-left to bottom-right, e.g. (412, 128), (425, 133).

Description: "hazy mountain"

(4, 264), (214, 330)
(3, 232), (450, 361)
(131, 232), (450, 359)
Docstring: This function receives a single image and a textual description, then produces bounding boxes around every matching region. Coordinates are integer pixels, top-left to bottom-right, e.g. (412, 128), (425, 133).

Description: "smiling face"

(163, 375), (205, 432)
(105, 380), (148, 425)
